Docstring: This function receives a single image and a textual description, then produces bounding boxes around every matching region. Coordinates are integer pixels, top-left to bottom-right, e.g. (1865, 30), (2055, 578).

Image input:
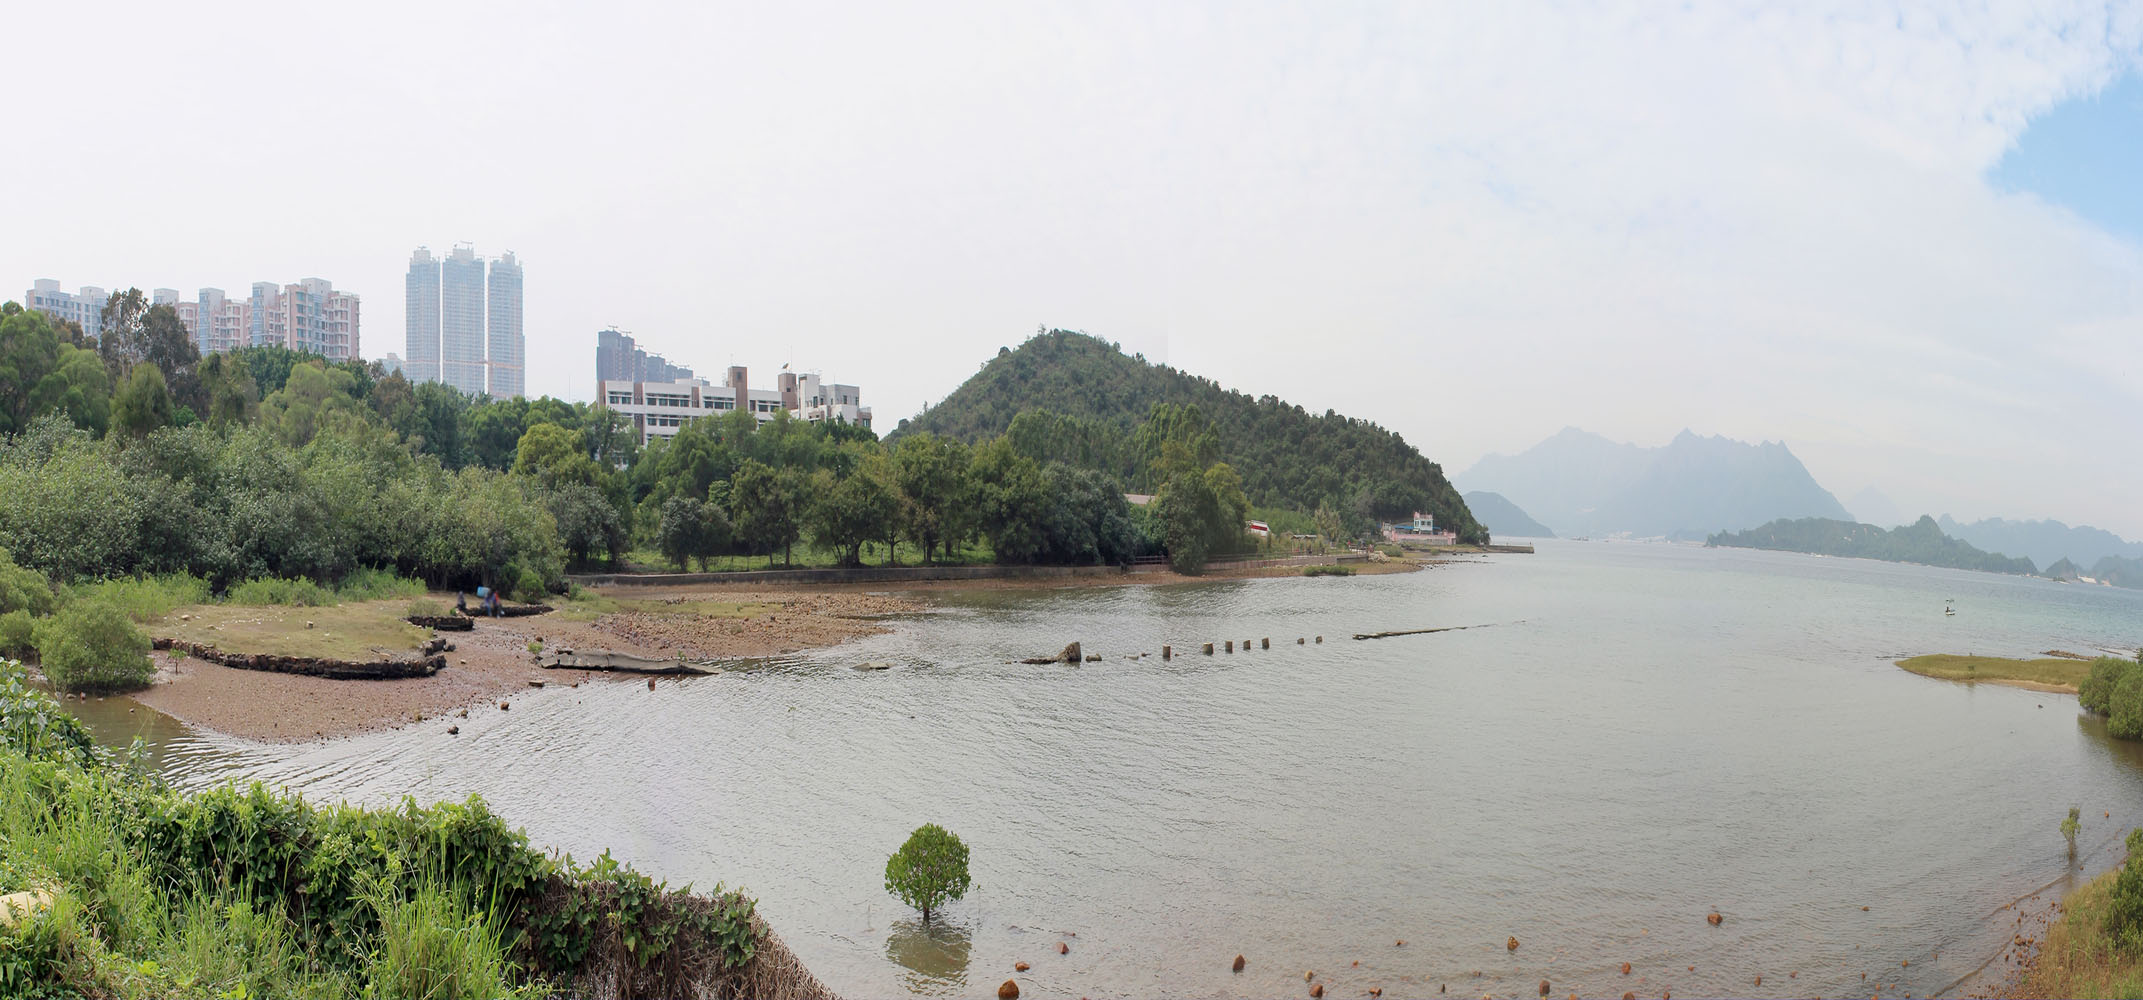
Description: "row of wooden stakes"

(1163, 636), (1323, 657)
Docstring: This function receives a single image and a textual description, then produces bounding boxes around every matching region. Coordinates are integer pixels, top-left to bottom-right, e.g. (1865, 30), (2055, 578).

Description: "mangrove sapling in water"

(2065, 807), (2082, 863)
(885, 824), (973, 925)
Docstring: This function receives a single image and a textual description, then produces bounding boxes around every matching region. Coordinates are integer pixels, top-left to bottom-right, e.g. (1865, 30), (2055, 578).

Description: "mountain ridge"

(1459, 427), (1850, 539)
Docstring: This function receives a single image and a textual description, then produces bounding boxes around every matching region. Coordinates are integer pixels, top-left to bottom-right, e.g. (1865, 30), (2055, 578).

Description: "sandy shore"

(128, 588), (921, 744)
(123, 555), (1441, 744)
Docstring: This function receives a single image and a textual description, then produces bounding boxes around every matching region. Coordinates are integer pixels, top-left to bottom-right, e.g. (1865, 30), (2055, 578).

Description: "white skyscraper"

(405, 248), (441, 383)
(486, 251), (524, 399)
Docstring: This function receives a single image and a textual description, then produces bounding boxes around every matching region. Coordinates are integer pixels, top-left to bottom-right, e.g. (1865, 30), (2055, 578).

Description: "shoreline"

(118, 556), (1443, 744)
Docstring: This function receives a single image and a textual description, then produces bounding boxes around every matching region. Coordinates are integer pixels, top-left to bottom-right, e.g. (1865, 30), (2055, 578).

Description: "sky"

(6, 1), (2143, 536)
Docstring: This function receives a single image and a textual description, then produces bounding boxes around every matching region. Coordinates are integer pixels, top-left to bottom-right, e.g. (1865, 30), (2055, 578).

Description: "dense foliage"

(31, 601), (150, 694)
(0, 659), (764, 998)
(1706, 515), (2039, 575)
(2081, 655), (2143, 742)
(893, 329), (1485, 542)
(884, 823), (972, 924)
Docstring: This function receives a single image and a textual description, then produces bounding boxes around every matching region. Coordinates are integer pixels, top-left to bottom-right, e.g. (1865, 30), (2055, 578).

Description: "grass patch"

(1301, 564), (1356, 577)
(1896, 654), (2091, 691)
(156, 600), (433, 660)
(2018, 867), (2143, 998)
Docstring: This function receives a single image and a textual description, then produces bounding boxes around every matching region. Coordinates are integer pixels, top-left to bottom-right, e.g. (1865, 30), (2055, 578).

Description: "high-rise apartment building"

(24, 280), (109, 339)
(485, 252), (524, 399)
(439, 246), (487, 395)
(404, 248), (441, 383)
(245, 279), (360, 361)
(402, 244), (525, 398)
(596, 328), (695, 384)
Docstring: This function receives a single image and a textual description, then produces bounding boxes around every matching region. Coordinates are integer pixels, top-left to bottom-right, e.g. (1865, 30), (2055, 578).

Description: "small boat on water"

(1944, 598), (1956, 616)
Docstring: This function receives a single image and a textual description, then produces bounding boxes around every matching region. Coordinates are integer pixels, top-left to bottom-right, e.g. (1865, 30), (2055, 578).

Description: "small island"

(1894, 653), (2091, 693)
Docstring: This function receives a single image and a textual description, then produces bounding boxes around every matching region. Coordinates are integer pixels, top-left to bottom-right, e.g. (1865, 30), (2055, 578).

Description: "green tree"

(112, 363), (176, 437)
(731, 460), (808, 568)
(198, 352), (258, 429)
(970, 438), (1049, 564)
(35, 599), (153, 693)
(656, 495), (731, 572)
(512, 423), (599, 487)
(884, 824), (973, 925)
(2063, 806), (2081, 861)
(260, 362), (365, 447)
(0, 304), (61, 433)
(892, 433), (971, 564)
(809, 457), (900, 568)
(37, 345), (113, 435)
(96, 287), (150, 373)
(549, 483), (628, 570)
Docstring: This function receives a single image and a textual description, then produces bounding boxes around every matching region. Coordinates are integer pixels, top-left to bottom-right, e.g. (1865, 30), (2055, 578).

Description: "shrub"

(0, 612), (33, 659)
(1379, 544), (1405, 558)
(884, 823), (973, 924)
(226, 576), (331, 607)
(2107, 828), (2143, 952)
(2109, 668), (2143, 741)
(2082, 656), (2136, 716)
(0, 550), (55, 617)
(407, 599), (448, 620)
(1301, 564), (1355, 577)
(65, 572), (212, 623)
(335, 567), (425, 603)
(34, 601), (153, 693)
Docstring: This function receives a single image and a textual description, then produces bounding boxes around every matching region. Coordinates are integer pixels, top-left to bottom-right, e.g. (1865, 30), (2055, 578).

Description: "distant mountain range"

(1935, 515), (2143, 571)
(1846, 486), (1907, 529)
(1462, 491), (1554, 538)
(1458, 428), (1851, 540)
(1709, 516), (2038, 576)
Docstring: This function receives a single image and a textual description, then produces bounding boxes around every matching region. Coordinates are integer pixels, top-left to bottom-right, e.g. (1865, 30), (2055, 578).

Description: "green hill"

(894, 330), (1484, 542)
(1707, 515), (2038, 575)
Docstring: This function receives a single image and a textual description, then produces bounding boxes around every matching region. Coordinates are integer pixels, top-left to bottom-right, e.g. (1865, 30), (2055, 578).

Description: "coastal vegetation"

(2080, 655), (2143, 740)
(884, 824), (972, 925)
(0, 659), (811, 999)
(1894, 654), (2094, 691)
(1708, 515), (2038, 575)
(2019, 831), (2143, 998)
(892, 329), (1486, 544)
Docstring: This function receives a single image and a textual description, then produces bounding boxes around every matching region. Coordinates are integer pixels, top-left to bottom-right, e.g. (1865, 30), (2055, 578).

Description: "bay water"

(79, 541), (2143, 998)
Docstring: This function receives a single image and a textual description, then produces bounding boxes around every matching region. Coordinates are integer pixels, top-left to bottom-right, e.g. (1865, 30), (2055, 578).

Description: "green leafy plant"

(34, 600), (153, 693)
(2065, 807), (2082, 860)
(884, 824), (972, 924)
(1301, 564), (1355, 577)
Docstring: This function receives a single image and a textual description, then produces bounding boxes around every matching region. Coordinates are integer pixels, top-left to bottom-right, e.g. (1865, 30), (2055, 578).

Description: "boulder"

(998, 980), (1020, 1000)
(1060, 642), (1081, 663)
(1233, 954), (1246, 973)
(1508, 936), (1519, 951)
(1706, 911), (1722, 926)
(0, 890), (53, 929)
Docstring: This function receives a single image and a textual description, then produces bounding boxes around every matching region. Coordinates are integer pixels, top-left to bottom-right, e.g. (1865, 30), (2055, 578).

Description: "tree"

(970, 439), (1048, 564)
(260, 362), (365, 447)
(549, 483), (628, 570)
(731, 459), (807, 568)
(892, 433), (971, 563)
(1151, 461), (1250, 574)
(35, 599), (153, 693)
(112, 364), (175, 437)
(141, 304), (203, 412)
(0, 304), (61, 433)
(198, 352), (258, 429)
(884, 824), (973, 925)
(2064, 807), (2081, 862)
(809, 457), (900, 568)
(512, 423), (599, 487)
(96, 288), (150, 375)
(37, 345), (112, 436)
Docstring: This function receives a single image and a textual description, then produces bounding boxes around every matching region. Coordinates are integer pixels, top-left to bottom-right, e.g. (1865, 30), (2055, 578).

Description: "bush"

(884, 823), (973, 924)
(1301, 564), (1355, 577)
(407, 599), (448, 620)
(2107, 828), (2143, 952)
(0, 550), (55, 617)
(226, 576), (331, 607)
(335, 567), (425, 603)
(65, 572), (212, 623)
(2109, 669), (2143, 741)
(0, 611), (33, 659)
(2082, 656), (2136, 716)
(34, 601), (153, 693)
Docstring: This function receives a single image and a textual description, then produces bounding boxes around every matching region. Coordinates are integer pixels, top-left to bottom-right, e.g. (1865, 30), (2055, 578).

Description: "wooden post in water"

(1261, 638), (1270, 649)
(1162, 645), (1172, 659)
(1225, 640), (1235, 653)
(1316, 636), (1323, 643)
(1297, 637), (1305, 645)
(1203, 642), (1214, 655)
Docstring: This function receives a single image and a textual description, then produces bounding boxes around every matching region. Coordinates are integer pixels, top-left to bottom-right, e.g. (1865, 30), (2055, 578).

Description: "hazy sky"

(7, 2), (2142, 536)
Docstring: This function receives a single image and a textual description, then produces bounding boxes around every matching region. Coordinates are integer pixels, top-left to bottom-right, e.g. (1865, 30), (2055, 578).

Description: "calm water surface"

(80, 542), (2143, 999)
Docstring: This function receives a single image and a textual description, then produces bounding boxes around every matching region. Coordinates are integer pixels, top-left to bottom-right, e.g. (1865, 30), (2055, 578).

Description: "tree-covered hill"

(1707, 515), (2038, 575)
(893, 330), (1484, 542)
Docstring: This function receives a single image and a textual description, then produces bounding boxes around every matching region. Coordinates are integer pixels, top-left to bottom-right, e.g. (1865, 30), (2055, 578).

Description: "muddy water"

(91, 542), (2143, 999)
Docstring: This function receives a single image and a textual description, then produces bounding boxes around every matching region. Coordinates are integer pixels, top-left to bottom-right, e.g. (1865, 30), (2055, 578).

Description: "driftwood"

(153, 638), (445, 680)
(1352, 622), (1514, 641)
(539, 649), (718, 676)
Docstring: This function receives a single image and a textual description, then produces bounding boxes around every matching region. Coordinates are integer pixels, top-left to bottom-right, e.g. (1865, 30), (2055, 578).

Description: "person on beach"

(455, 591), (468, 615)
(487, 589), (502, 618)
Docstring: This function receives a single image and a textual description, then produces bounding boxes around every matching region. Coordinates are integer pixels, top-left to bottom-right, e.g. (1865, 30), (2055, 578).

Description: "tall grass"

(64, 572), (213, 622)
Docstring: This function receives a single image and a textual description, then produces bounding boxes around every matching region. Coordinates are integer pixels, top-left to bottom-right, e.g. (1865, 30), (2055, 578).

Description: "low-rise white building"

(598, 364), (872, 446)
